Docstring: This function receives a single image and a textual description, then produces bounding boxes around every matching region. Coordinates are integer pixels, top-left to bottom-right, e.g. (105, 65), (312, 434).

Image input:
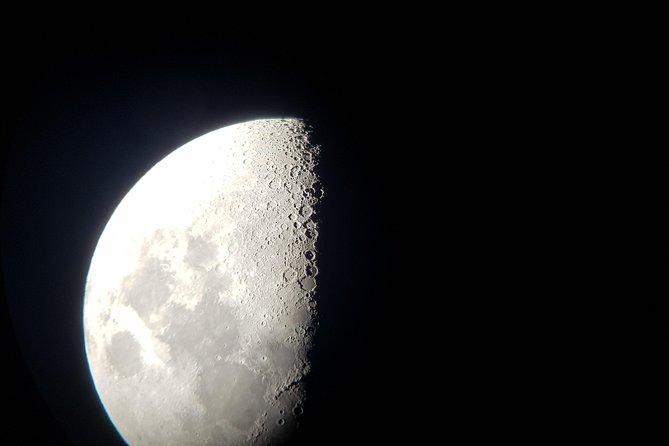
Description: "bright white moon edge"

(83, 118), (323, 445)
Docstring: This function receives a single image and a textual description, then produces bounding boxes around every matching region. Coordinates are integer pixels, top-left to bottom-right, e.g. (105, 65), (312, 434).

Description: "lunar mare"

(84, 119), (322, 445)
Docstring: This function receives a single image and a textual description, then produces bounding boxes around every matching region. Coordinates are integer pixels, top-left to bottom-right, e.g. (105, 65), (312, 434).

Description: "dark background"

(1, 24), (423, 445)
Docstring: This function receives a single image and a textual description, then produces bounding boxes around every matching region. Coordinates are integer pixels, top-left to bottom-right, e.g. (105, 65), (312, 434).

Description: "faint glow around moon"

(83, 119), (323, 445)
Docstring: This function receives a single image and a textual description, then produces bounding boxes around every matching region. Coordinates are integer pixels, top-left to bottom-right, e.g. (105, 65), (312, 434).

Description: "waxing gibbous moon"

(83, 119), (323, 445)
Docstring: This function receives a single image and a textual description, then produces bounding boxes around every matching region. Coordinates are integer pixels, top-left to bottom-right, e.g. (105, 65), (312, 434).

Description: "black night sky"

(1, 24), (424, 445)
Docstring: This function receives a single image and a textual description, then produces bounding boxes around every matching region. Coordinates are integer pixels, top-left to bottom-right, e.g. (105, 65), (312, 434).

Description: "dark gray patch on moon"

(122, 256), (174, 321)
(159, 295), (240, 365)
(203, 269), (233, 294)
(98, 307), (111, 325)
(264, 340), (297, 374)
(198, 362), (266, 432)
(185, 233), (218, 270)
(107, 331), (143, 378)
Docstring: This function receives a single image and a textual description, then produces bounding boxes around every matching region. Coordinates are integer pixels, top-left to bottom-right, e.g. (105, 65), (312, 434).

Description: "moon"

(83, 119), (323, 445)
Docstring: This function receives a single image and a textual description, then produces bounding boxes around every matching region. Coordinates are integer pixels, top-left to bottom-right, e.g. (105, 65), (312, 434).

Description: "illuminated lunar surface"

(83, 119), (322, 445)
